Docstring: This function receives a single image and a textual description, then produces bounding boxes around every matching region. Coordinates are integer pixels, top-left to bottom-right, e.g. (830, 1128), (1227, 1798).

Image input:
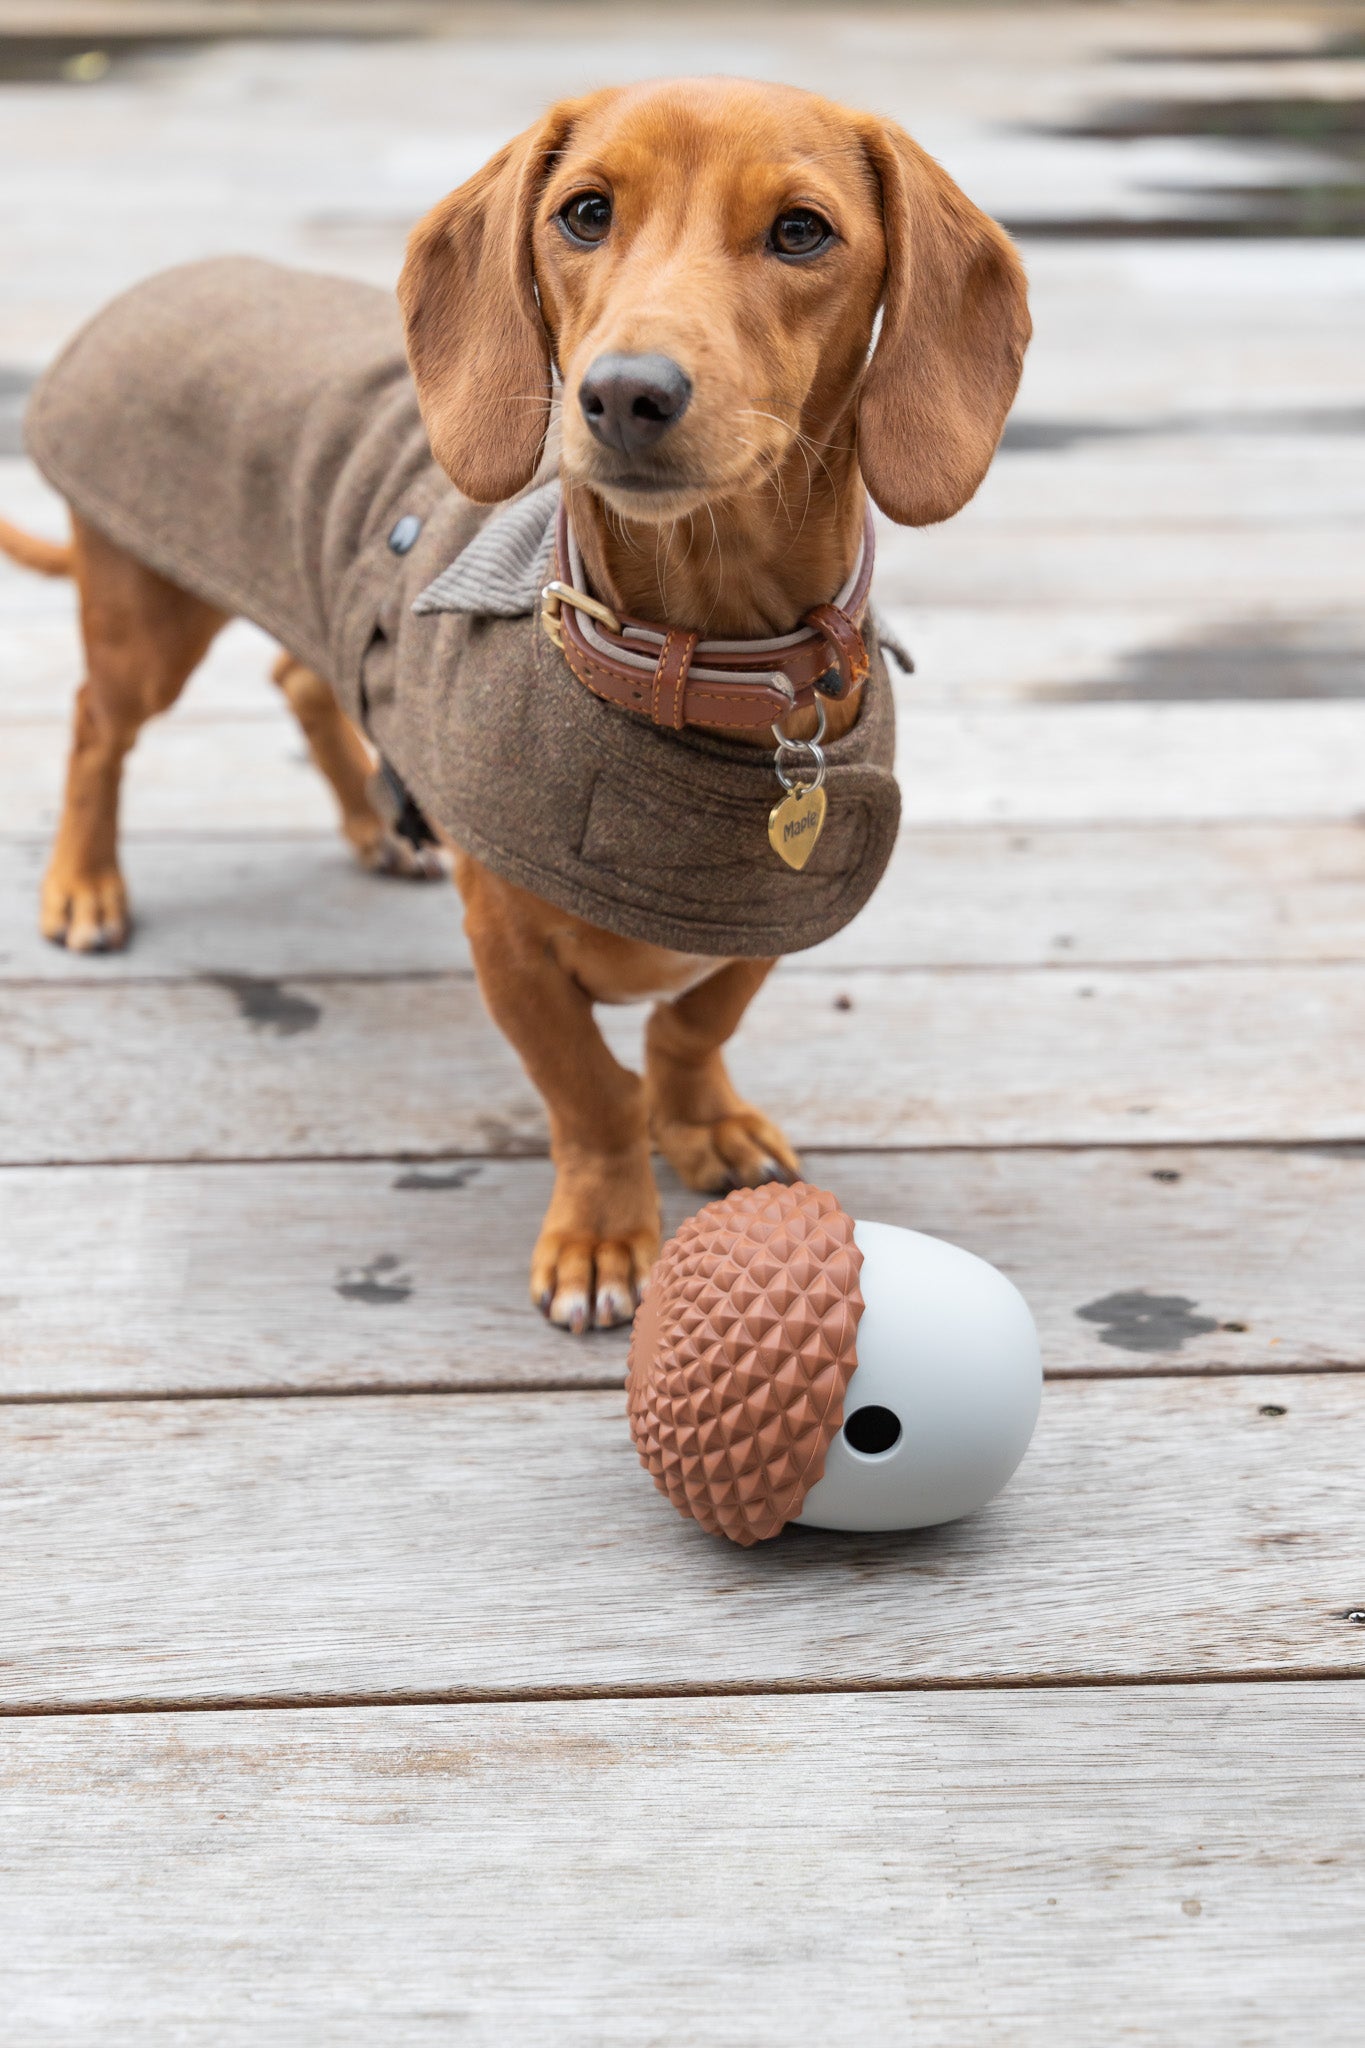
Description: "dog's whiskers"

(735, 433), (797, 536)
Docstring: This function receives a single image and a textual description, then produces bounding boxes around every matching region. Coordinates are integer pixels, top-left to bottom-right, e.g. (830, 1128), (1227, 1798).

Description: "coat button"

(388, 514), (422, 554)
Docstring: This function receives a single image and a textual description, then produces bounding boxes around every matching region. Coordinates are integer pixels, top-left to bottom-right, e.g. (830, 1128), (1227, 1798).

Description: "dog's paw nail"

(550, 1289), (591, 1334)
(760, 1157), (795, 1186)
(594, 1283), (636, 1330)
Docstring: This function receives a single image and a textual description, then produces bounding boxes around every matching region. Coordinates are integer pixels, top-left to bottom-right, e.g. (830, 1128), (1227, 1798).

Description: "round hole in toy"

(843, 1404), (902, 1456)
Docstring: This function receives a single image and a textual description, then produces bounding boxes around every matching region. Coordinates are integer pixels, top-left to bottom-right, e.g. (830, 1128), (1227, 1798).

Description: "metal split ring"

(772, 699), (828, 793)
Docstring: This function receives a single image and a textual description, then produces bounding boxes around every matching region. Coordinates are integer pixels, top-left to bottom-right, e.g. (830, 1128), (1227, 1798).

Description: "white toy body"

(796, 1221), (1042, 1533)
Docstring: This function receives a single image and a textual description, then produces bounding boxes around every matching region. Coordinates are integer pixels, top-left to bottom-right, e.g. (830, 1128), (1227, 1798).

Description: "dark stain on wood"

(1001, 406), (1365, 455)
(1077, 1289), (1220, 1353)
(1009, 85), (1365, 237)
(1035, 617), (1365, 703)
(208, 974), (321, 1037)
(392, 1165), (483, 1191)
(335, 1254), (413, 1305)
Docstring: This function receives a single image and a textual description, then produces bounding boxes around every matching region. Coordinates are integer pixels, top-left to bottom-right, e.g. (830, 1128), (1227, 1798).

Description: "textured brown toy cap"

(627, 1181), (865, 1546)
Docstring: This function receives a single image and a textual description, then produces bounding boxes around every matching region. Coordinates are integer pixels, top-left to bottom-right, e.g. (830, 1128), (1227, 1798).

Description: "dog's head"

(399, 78), (1029, 527)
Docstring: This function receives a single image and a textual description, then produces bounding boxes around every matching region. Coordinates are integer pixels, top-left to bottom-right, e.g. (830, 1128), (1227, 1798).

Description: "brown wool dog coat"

(26, 257), (901, 956)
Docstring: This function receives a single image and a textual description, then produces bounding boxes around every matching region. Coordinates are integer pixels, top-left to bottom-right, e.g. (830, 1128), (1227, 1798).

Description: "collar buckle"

(541, 578), (622, 652)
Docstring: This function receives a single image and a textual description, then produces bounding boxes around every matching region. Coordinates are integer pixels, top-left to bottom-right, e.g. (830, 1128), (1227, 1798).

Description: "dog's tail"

(0, 515), (71, 577)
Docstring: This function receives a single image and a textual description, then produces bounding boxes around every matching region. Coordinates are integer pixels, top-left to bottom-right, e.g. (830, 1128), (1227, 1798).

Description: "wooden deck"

(2, 4), (1363, 2040)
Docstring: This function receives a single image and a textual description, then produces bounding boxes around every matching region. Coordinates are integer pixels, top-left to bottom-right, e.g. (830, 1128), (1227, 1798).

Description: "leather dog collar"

(542, 501), (875, 733)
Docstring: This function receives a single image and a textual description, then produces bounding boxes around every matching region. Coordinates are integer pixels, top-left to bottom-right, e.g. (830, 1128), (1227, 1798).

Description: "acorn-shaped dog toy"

(627, 1181), (1041, 1545)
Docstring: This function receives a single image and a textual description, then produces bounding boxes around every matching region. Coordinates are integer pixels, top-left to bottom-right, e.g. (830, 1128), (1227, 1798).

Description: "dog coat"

(26, 257), (901, 956)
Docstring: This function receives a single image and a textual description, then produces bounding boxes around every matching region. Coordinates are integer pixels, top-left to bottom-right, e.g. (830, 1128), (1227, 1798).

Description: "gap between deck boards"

(3, 1665), (1363, 1721)
(3, 1137), (1361, 1167)
(2, 1358), (1362, 1407)
(11, 955), (1365, 990)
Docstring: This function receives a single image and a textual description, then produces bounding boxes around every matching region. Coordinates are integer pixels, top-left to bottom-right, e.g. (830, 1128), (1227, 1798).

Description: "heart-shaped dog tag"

(768, 784), (827, 870)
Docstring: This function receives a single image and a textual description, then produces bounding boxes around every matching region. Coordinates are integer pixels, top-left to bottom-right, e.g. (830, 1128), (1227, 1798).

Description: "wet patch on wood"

(392, 1165), (483, 1192)
(1034, 617), (1365, 702)
(206, 974), (321, 1037)
(334, 1255), (414, 1306)
(1000, 407), (1365, 454)
(1077, 1289), (1222, 1354)
(1010, 84), (1365, 237)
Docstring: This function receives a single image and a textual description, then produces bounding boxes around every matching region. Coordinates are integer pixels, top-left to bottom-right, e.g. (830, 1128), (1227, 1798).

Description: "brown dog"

(2, 79), (1028, 1333)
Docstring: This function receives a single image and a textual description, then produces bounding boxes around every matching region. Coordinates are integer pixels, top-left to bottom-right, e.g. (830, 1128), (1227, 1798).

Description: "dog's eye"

(769, 208), (833, 259)
(559, 192), (613, 246)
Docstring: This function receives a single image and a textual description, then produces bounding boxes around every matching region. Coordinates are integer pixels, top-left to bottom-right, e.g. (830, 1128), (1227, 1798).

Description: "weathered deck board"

(2, 1686), (1362, 2047)
(874, 522), (1365, 612)
(881, 603), (1365, 707)
(1012, 240), (1365, 407)
(955, 439), (1365, 530)
(0, 718), (341, 839)
(6, 702), (1365, 837)
(4, 963), (1363, 1164)
(4, 821), (1365, 982)
(0, 1376), (1360, 1708)
(0, 1376), (1358, 1712)
(0, 1146), (1357, 1397)
(0, 835), (469, 980)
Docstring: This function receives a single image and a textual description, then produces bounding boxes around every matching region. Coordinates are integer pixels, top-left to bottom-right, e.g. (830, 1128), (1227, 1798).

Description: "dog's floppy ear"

(399, 102), (583, 503)
(856, 117), (1030, 526)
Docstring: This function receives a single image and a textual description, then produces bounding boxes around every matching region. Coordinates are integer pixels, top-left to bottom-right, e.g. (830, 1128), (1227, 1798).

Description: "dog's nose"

(578, 353), (692, 456)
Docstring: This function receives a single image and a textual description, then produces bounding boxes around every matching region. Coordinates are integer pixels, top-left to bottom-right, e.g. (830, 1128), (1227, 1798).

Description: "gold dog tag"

(769, 784), (827, 870)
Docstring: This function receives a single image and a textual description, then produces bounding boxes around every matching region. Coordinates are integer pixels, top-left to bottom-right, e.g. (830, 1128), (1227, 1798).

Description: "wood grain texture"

(4, 963), (1363, 1164)
(5, 702), (1365, 838)
(2, 15), (1362, 2041)
(0, 716), (339, 839)
(0, 1146), (1358, 1398)
(875, 522), (1364, 612)
(956, 437), (1365, 530)
(880, 603), (1365, 708)
(2, 1686), (1362, 2047)
(874, 702), (1365, 825)
(4, 822), (1365, 983)
(0, 834), (470, 979)
(0, 1376), (1361, 1707)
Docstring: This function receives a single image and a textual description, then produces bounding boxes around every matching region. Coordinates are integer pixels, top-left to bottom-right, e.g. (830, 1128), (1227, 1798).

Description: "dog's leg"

(646, 960), (802, 1193)
(269, 654), (446, 880)
(457, 856), (659, 1332)
(42, 515), (226, 951)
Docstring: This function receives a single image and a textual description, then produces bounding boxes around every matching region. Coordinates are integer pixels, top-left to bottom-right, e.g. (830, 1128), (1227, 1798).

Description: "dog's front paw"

(40, 866), (130, 952)
(652, 1107), (800, 1196)
(529, 1152), (660, 1333)
(531, 1227), (658, 1333)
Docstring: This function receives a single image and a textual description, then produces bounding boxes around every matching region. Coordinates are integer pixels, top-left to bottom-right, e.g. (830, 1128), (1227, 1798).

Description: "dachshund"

(1, 78), (1029, 1333)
